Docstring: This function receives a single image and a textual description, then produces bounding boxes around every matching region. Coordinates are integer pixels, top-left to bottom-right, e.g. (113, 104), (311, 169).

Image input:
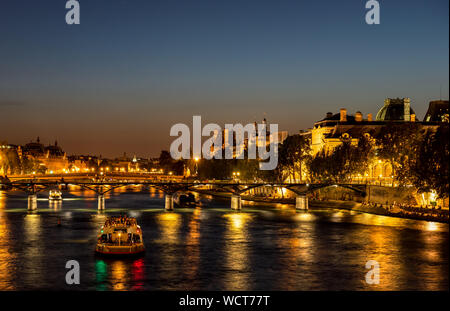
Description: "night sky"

(0, 0), (448, 158)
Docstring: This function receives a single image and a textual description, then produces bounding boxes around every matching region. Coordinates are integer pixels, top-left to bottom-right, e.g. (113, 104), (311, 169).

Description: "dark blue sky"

(0, 0), (448, 157)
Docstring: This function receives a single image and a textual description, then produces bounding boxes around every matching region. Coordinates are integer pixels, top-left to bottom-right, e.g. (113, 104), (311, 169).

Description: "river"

(0, 186), (448, 290)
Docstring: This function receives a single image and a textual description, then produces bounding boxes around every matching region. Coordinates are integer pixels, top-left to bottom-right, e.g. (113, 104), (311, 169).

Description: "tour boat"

(95, 216), (145, 256)
(49, 190), (63, 200)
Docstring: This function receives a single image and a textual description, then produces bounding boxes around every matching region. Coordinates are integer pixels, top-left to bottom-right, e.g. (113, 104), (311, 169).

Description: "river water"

(0, 186), (448, 290)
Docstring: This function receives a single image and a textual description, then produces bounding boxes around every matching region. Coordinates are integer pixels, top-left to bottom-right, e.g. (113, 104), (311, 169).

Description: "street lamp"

(194, 157), (199, 176)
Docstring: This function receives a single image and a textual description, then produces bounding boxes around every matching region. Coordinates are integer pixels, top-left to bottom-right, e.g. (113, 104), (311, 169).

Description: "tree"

(1, 147), (21, 175)
(375, 122), (422, 185)
(308, 148), (336, 183)
(197, 158), (232, 180)
(308, 135), (374, 183)
(158, 150), (185, 175)
(411, 124), (449, 198)
(158, 150), (172, 167)
(311, 142), (354, 183)
(351, 134), (375, 177)
(278, 135), (311, 182)
(20, 157), (44, 174)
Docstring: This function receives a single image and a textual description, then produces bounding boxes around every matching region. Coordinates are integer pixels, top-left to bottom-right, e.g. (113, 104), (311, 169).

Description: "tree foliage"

(375, 122), (422, 185)
(158, 150), (184, 175)
(308, 136), (374, 183)
(410, 124), (449, 198)
(278, 134), (311, 182)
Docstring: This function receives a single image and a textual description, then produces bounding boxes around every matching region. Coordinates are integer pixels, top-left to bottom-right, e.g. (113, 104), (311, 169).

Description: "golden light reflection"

(416, 225), (448, 290)
(184, 208), (201, 283)
(331, 211), (345, 221)
(158, 212), (181, 222)
(223, 212), (252, 290)
(426, 222), (439, 232)
(225, 213), (248, 230)
(49, 200), (62, 210)
(274, 203), (293, 210)
(149, 187), (164, 198)
(188, 208), (201, 242)
(0, 191), (5, 210)
(157, 212), (182, 244)
(23, 214), (43, 287)
(362, 225), (409, 290)
(357, 212), (413, 228)
(110, 260), (128, 291)
(154, 212), (182, 286)
(295, 212), (316, 222)
(275, 217), (317, 289)
(0, 194), (16, 290)
(24, 214), (41, 243)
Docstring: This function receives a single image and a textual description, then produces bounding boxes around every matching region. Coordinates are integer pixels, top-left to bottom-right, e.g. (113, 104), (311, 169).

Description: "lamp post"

(194, 157), (199, 176)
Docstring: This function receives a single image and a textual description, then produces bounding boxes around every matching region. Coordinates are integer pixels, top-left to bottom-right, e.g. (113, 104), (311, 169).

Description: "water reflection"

(426, 222), (439, 232)
(131, 258), (145, 290)
(49, 199), (62, 211)
(365, 227), (402, 290)
(223, 212), (252, 290)
(155, 212), (182, 288)
(110, 260), (128, 290)
(275, 212), (318, 289)
(157, 212), (182, 243)
(417, 228), (448, 290)
(149, 187), (164, 199)
(183, 208), (201, 284)
(95, 260), (108, 291)
(23, 214), (43, 288)
(95, 258), (145, 291)
(295, 211), (316, 222)
(0, 190), (447, 290)
(0, 192), (16, 290)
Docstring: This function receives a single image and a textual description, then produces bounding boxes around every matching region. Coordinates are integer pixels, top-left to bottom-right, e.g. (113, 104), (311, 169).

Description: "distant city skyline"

(1, 0), (448, 157)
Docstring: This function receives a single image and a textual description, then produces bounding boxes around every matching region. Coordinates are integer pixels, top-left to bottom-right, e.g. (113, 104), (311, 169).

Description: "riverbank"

(310, 200), (449, 224)
(194, 189), (449, 224)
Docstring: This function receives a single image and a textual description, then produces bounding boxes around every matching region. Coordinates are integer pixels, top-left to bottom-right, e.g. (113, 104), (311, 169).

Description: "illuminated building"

(211, 118), (288, 159)
(376, 98), (417, 122)
(305, 98), (445, 182)
(22, 138), (69, 173)
(423, 100), (449, 123)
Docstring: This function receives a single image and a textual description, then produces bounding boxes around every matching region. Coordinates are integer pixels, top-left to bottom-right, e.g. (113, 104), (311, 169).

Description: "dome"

(24, 137), (45, 156)
(45, 145), (64, 157)
(375, 98), (419, 121)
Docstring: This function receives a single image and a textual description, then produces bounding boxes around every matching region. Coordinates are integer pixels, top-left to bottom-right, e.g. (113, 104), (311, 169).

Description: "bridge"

(0, 174), (367, 211)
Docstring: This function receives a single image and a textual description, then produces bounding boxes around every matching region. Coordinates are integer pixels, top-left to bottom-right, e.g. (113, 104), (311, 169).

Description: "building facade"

(22, 138), (69, 174)
(305, 98), (447, 183)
